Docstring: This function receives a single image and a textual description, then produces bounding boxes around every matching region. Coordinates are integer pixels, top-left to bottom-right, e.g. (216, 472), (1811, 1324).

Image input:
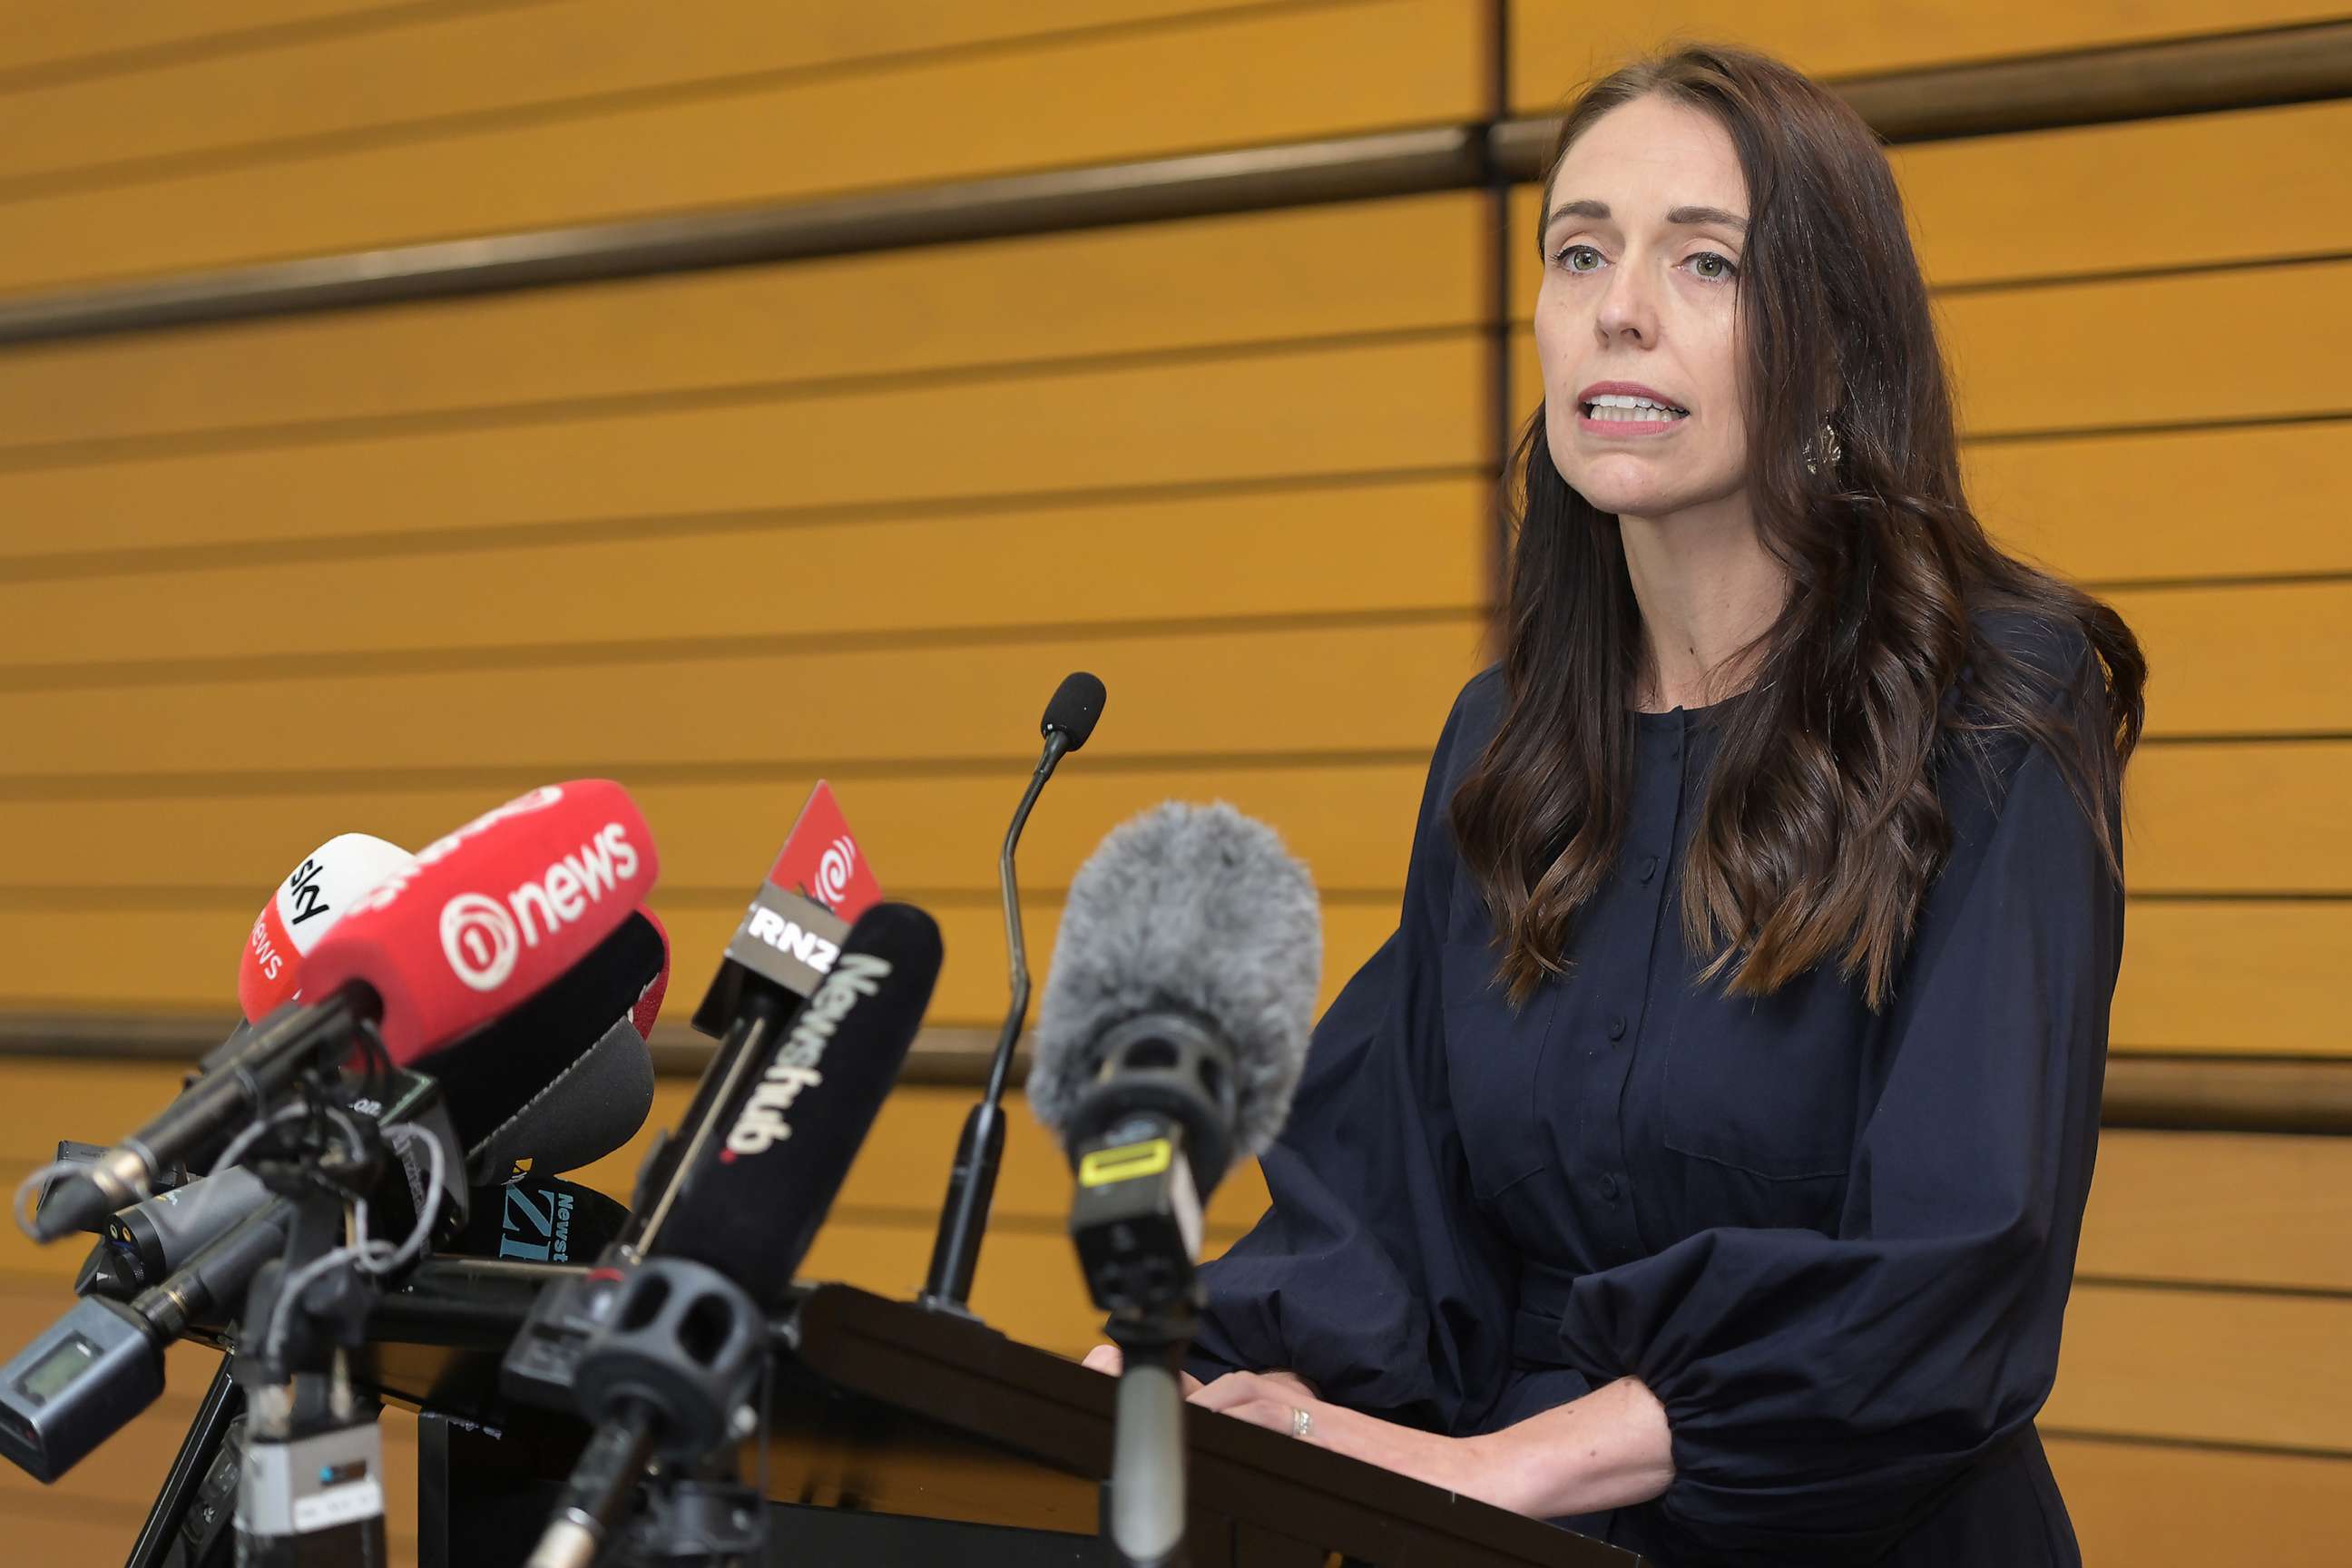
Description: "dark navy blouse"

(1192, 625), (2122, 1565)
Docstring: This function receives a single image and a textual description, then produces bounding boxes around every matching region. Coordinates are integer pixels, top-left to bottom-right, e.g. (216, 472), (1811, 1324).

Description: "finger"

(1220, 1398), (1302, 1436)
(1082, 1345), (1122, 1376)
(1181, 1370), (1204, 1397)
(1188, 1372), (1264, 1411)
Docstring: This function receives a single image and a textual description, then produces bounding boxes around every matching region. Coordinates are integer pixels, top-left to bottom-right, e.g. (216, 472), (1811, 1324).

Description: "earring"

(1803, 421), (1843, 475)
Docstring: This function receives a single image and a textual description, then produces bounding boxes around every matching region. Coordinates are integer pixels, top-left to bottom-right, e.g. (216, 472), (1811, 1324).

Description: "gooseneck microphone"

(31, 781), (659, 1240)
(1026, 802), (1320, 1568)
(920, 671), (1106, 1316)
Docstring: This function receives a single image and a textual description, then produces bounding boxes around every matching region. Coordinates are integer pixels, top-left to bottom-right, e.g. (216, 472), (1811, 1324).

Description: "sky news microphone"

(236, 832), (417, 1024)
(1024, 802), (1318, 1568)
(175, 832), (419, 1079)
(32, 781), (659, 1241)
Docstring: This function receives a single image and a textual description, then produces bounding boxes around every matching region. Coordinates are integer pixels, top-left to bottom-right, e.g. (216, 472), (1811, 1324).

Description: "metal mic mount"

(920, 672), (1104, 1317)
(526, 1257), (768, 1568)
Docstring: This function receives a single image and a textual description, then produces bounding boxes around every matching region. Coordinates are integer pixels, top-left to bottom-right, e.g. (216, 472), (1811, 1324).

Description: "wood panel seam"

(0, 605), (1487, 696)
(0, 0), (1396, 206)
(0, 466), (1494, 585)
(0, 322), (1484, 475)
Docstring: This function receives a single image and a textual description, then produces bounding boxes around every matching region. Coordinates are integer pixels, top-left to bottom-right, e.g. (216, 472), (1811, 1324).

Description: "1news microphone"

(921, 671), (1105, 1316)
(523, 903), (943, 1568)
(1026, 802), (1319, 1568)
(69, 909), (662, 1298)
(32, 781), (660, 1240)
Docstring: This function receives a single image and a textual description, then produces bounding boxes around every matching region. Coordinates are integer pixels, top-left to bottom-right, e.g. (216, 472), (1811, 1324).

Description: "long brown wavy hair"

(1452, 44), (2146, 1010)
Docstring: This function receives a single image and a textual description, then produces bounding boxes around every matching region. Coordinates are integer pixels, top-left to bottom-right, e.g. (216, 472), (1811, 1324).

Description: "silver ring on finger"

(1290, 1405), (1314, 1440)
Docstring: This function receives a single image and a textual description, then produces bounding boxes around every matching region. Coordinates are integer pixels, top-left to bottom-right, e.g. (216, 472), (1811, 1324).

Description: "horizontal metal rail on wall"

(0, 21), (2347, 346)
(1, 1014), (2348, 1137)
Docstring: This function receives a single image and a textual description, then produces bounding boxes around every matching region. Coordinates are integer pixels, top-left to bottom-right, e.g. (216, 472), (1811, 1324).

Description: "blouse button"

(1599, 1173), (1622, 1200)
(1638, 855), (1658, 884)
(1607, 1014), (1626, 1041)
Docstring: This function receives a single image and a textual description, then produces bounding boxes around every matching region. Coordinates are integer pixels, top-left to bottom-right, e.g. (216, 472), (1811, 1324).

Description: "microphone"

(447, 1175), (632, 1265)
(522, 903), (943, 1568)
(0, 1202), (292, 1483)
(642, 900), (942, 1298)
(920, 671), (1105, 1315)
(0, 1066), (473, 1484)
(235, 833), (418, 1025)
(1025, 802), (1319, 1568)
(418, 906), (667, 1185)
(499, 786), (876, 1409)
(176, 832), (418, 1079)
(32, 781), (659, 1240)
(93, 1065), (472, 1293)
(89, 908), (664, 1291)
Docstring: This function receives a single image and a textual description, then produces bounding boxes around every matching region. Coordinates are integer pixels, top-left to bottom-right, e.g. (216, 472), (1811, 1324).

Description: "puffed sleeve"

(1551, 721), (2124, 1562)
(1190, 678), (1518, 1435)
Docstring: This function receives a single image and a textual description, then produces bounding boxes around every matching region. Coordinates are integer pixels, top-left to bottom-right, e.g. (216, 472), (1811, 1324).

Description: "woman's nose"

(1594, 261), (1658, 345)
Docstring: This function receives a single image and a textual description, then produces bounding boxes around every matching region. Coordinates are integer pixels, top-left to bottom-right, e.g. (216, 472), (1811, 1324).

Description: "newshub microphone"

(1026, 802), (1319, 1568)
(522, 904), (942, 1568)
(500, 786), (875, 1409)
(652, 900), (941, 1300)
(34, 781), (659, 1240)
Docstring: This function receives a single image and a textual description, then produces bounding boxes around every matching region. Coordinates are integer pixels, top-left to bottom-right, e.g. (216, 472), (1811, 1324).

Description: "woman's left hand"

(1188, 1372), (1512, 1512)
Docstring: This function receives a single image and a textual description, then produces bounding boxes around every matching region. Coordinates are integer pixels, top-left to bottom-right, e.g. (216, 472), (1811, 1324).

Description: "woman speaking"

(1093, 42), (2147, 1566)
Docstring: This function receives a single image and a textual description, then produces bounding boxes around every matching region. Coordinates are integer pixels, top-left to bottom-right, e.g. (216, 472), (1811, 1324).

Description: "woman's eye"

(1554, 244), (1603, 274)
(1687, 251), (1739, 281)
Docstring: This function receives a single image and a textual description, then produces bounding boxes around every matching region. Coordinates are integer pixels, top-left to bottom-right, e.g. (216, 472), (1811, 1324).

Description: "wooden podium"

(358, 1261), (1645, 1567)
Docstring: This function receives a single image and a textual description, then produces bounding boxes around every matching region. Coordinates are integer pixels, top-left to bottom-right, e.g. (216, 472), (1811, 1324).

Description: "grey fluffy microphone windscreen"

(1026, 801), (1320, 1178)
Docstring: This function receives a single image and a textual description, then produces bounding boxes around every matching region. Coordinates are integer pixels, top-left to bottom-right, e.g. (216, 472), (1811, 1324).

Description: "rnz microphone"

(1026, 802), (1319, 1568)
(501, 788), (874, 1412)
(34, 781), (658, 1240)
(650, 900), (942, 1298)
(523, 904), (942, 1568)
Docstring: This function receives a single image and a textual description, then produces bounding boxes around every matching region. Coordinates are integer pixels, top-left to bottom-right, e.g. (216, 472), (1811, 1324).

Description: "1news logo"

(436, 820), (642, 992)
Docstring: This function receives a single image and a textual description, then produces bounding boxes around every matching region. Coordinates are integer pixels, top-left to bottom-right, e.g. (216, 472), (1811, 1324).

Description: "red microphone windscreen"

(630, 906), (671, 1040)
(238, 833), (417, 1023)
(300, 781), (661, 1063)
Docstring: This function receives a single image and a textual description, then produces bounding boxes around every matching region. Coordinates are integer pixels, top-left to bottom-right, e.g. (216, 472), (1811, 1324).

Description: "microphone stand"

(918, 727), (1069, 1316)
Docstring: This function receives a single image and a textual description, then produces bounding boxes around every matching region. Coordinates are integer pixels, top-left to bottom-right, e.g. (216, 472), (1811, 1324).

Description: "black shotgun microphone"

(920, 671), (1105, 1316)
(1026, 802), (1320, 1568)
(524, 903), (943, 1568)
